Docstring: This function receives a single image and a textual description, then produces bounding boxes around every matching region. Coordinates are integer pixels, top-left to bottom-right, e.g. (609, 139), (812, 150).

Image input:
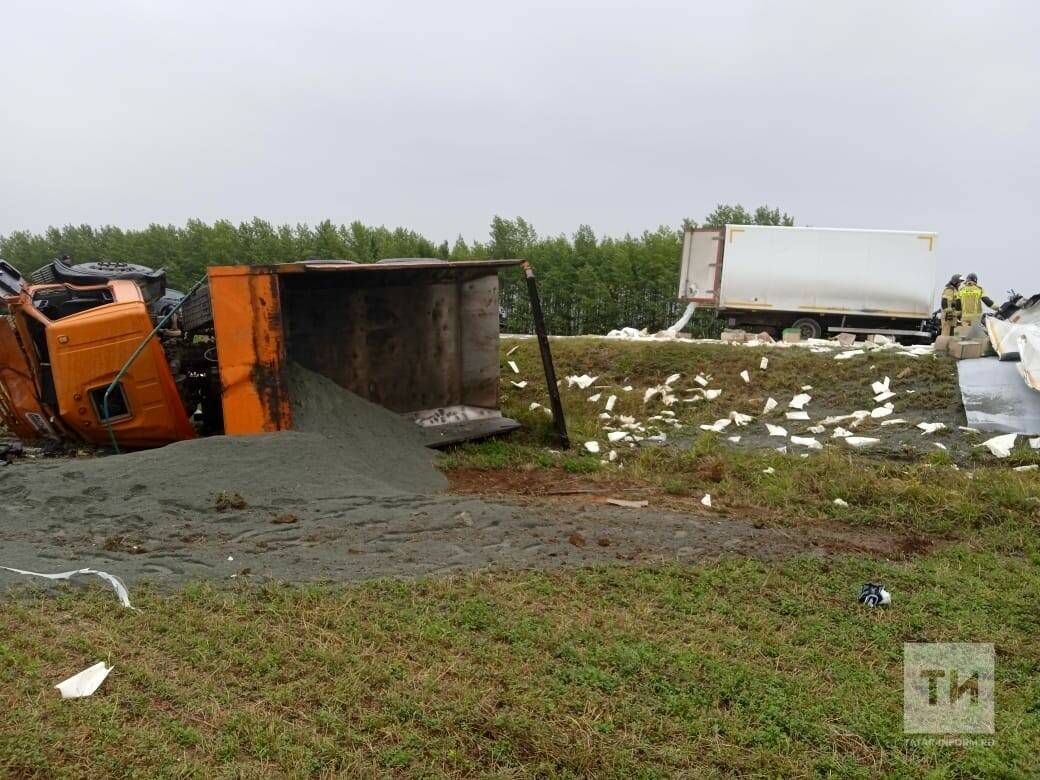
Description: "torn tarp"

(957, 357), (1040, 435)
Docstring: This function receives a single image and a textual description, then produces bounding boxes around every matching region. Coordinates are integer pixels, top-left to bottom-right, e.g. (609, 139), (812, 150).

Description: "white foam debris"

(700, 419), (732, 432)
(959, 426), (981, 434)
(789, 393), (812, 409)
(786, 411), (810, 421)
(762, 397), (778, 414)
(701, 494), (712, 507)
(607, 431), (630, 442)
(981, 433), (1016, 458)
(845, 436), (881, 448)
(56, 662), (113, 699)
(870, 403), (894, 419)
(511, 380), (528, 389)
(623, 385), (633, 392)
(727, 436), (741, 443)
(775, 445), (788, 453)
(729, 411), (754, 426)
(763, 466), (775, 474)
(766, 424), (788, 437)
(583, 441), (601, 454)
(604, 394), (617, 412)
(808, 425), (826, 434)
(694, 375), (709, 387)
(530, 402), (542, 411)
(874, 391), (897, 403)
(643, 387), (658, 403)
(833, 498), (848, 507)
(566, 374), (597, 389)
(871, 377), (891, 395)
(791, 436), (823, 450)
(704, 389), (722, 400)
(506, 345), (520, 356)
(664, 373), (681, 385)
(1012, 464), (1038, 472)
(508, 361), (520, 374)
(917, 422), (947, 435)
(587, 393), (601, 403)
(934, 442), (947, 450)
(832, 427), (853, 438)
(740, 370), (750, 383)
(820, 414), (855, 425)
(879, 418), (908, 426)
(608, 450), (618, 462)
(760, 357), (769, 370)
(1030, 437), (1040, 449)
(599, 413), (612, 420)
(800, 385), (813, 391)
(834, 350), (866, 360)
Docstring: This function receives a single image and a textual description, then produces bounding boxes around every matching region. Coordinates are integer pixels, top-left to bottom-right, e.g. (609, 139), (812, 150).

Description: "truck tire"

(791, 317), (823, 340)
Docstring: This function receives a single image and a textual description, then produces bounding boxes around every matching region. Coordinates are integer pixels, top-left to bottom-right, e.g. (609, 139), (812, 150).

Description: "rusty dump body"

(0, 257), (522, 449)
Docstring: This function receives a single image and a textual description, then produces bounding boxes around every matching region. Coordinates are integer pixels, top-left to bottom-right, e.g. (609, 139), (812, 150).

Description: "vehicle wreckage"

(0, 256), (537, 451)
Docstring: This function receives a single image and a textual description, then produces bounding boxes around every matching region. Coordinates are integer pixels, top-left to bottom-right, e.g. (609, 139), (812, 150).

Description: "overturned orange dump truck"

(0, 256), (522, 450)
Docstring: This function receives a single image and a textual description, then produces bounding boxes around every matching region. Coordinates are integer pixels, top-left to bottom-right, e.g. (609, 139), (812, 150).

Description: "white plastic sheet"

(1, 566), (136, 610)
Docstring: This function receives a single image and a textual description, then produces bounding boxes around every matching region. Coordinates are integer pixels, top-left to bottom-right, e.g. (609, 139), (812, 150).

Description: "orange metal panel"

(208, 267), (290, 434)
(0, 317), (53, 439)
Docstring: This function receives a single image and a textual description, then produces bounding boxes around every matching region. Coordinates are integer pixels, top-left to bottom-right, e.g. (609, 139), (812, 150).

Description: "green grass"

(1, 556), (1037, 778)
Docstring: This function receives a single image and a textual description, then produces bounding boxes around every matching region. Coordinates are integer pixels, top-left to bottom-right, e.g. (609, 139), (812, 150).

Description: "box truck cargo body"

(679, 225), (940, 341)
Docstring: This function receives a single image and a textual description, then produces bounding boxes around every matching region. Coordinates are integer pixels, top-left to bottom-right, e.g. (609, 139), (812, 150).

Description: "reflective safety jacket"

(940, 284), (959, 311)
(957, 282), (987, 317)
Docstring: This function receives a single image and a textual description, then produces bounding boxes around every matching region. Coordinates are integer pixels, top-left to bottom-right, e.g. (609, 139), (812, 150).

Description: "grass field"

(1, 338), (1038, 778)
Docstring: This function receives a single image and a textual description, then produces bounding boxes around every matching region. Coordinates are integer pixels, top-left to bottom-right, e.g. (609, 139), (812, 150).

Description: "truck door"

(678, 227), (724, 304)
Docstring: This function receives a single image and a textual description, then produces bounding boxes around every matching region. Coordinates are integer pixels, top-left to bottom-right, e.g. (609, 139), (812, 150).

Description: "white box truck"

(679, 225), (940, 341)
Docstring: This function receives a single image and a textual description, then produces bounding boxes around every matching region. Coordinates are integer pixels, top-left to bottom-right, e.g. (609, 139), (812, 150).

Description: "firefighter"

(956, 272), (994, 328)
(939, 273), (962, 337)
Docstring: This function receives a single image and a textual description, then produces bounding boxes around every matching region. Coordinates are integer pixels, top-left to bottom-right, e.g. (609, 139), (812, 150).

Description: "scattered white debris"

(871, 377), (891, 395)
(530, 402), (542, 411)
(833, 498), (848, 507)
(700, 494), (712, 507)
(508, 361), (520, 374)
(832, 427), (853, 438)
(510, 380), (528, 389)
(583, 441), (601, 454)
(789, 393), (812, 410)
(647, 433), (667, 443)
(800, 385), (813, 391)
(56, 662), (113, 699)
(873, 391), (897, 403)
(879, 418), (908, 426)
(959, 426), (981, 434)
(808, 424), (826, 434)
(704, 388), (722, 400)
(729, 411), (753, 426)
(917, 422), (946, 435)
(763, 466), (775, 474)
(934, 443), (947, 450)
(727, 436), (741, 443)
(608, 449), (618, 462)
(834, 350), (866, 360)
(791, 436), (823, 450)
(606, 498), (649, 508)
(870, 404), (894, 419)
(766, 424), (788, 437)
(623, 385), (633, 392)
(980, 433), (1016, 458)
(1, 566), (136, 610)
(567, 374), (597, 389)
(762, 397), (778, 414)
(607, 431), (630, 443)
(786, 411), (810, 421)
(775, 445), (788, 453)
(604, 394), (617, 412)
(700, 419), (732, 432)
(506, 345), (520, 356)
(587, 393), (601, 403)
(227, 556), (234, 561)
(760, 357), (769, 370)
(845, 436), (881, 448)
(740, 370), (750, 383)
(694, 375), (709, 387)
(1030, 437), (1040, 449)
(664, 373), (681, 385)
(1012, 464), (1038, 472)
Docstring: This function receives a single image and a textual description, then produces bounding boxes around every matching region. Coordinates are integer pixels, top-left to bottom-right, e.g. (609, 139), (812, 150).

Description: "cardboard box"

(836, 332), (856, 347)
(720, 329), (747, 343)
(948, 339), (984, 360)
(953, 325), (974, 337)
(933, 335), (952, 352)
(782, 328), (801, 343)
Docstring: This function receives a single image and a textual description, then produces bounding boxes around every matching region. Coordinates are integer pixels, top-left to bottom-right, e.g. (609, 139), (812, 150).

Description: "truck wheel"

(791, 317), (822, 340)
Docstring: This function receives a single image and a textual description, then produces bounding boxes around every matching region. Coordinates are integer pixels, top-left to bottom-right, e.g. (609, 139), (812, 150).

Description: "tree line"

(0, 205), (793, 336)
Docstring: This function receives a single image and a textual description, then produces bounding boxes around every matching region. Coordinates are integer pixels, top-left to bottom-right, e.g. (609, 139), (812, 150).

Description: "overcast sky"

(2, 1), (1036, 300)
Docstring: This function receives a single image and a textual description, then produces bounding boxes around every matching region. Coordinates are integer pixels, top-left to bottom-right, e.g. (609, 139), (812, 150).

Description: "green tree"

(703, 204), (794, 227)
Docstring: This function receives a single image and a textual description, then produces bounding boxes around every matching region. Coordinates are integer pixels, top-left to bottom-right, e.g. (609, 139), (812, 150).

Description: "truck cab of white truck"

(679, 225), (940, 342)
